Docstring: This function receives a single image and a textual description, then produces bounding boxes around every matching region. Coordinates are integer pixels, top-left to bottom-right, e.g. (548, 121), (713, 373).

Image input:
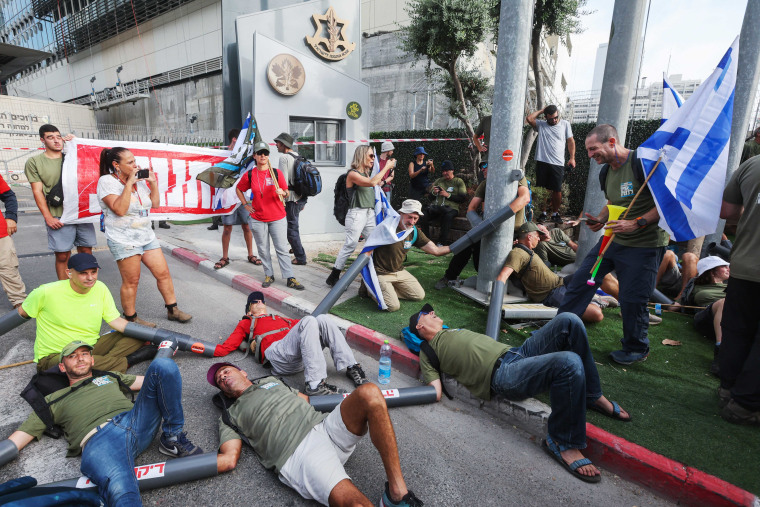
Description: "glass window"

(289, 118), (344, 166)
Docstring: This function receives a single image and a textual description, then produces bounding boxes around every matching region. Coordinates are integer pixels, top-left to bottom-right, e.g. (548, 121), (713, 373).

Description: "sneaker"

(346, 364), (369, 387)
(304, 379), (347, 396)
(287, 277), (305, 291)
(537, 211), (548, 223)
(597, 295), (619, 308)
(591, 295), (608, 309)
(609, 349), (649, 365)
(718, 387), (731, 409)
(551, 212), (562, 225)
(721, 399), (760, 426)
(380, 482), (424, 507)
(158, 221), (171, 229)
(326, 268), (341, 287)
(648, 313), (662, 325)
(262, 276), (275, 288)
(434, 277), (450, 291)
(159, 431), (203, 458)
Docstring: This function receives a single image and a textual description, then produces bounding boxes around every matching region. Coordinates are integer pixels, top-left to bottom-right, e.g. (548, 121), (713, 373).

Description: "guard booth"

(224, 0), (369, 239)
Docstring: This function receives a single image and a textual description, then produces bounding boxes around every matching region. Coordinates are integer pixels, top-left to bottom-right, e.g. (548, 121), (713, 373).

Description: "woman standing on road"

(97, 147), (192, 327)
(236, 141), (305, 291)
(325, 145), (394, 287)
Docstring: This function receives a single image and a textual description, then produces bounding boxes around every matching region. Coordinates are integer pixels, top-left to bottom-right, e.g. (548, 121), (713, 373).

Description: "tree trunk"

(448, 58), (479, 179)
(520, 22), (545, 171)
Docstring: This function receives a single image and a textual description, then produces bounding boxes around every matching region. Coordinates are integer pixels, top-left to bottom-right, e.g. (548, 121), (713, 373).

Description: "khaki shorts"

(278, 403), (362, 505)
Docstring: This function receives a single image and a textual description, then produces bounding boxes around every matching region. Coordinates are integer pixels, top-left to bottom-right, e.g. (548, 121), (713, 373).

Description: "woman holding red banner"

(236, 140), (305, 291)
(97, 147), (192, 327)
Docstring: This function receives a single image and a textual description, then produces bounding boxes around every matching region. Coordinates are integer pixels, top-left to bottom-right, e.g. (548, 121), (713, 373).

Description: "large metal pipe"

(485, 280), (506, 340)
(309, 385), (438, 413)
(0, 439), (19, 467)
(0, 310), (29, 336)
(35, 452), (218, 491)
(123, 323), (217, 357)
(450, 205), (515, 255)
(312, 254), (371, 317)
(154, 338), (178, 359)
(651, 289), (673, 305)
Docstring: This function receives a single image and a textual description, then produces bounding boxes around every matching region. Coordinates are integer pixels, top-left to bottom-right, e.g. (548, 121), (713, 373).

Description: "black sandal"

(248, 255), (263, 265)
(214, 257), (230, 270)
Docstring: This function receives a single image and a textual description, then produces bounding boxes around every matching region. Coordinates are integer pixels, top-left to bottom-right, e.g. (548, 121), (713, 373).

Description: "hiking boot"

(346, 364), (369, 387)
(123, 313), (157, 328)
(126, 344), (158, 368)
(326, 268), (341, 287)
(166, 304), (192, 323)
(551, 212), (562, 225)
(380, 482), (424, 507)
(721, 399), (760, 426)
(718, 387), (731, 408)
(537, 211), (548, 223)
(305, 379), (347, 396)
(262, 276), (275, 288)
(434, 277), (450, 290)
(710, 344), (720, 377)
(287, 277), (305, 291)
(159, 431), (203, 457)
(609, 349), (649, 365)
(158, 221), (171, 229)
(597, 295), (619, 308)
(648, 313), (662, 325)
(358, 282), (369, 298)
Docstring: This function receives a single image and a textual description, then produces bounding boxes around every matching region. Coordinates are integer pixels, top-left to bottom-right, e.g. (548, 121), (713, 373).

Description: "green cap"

(517, 221), (540, 235)
(59, 340), (94, 363)
(253, 141), (270, 154)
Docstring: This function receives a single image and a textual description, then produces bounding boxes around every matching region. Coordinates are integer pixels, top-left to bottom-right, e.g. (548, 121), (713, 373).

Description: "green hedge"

(372, 119), (661, 215)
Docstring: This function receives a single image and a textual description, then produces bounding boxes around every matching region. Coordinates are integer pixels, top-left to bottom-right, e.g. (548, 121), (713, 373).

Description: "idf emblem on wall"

(305, 6), (356, 61)
(267, 54), (306, 96)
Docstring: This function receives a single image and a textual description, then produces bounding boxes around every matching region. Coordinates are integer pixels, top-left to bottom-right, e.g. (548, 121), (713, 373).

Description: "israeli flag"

(661, 73), (684, 124)
(358, 149), (413, 310)
(637, 36), (738, 242)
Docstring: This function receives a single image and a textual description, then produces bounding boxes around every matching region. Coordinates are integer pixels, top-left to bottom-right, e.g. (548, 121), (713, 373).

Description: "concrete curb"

(160, 240), (758, 507)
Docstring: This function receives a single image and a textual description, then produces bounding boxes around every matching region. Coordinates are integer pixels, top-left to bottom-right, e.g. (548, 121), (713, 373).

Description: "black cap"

(246, 291), (265, 313)
(441, 160), (455, 172)
(408, 303), (434, 338)
(67, 253), (100, 271)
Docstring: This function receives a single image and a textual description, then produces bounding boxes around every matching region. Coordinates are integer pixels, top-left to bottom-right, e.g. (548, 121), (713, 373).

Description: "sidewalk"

(156, 223), (758, 507)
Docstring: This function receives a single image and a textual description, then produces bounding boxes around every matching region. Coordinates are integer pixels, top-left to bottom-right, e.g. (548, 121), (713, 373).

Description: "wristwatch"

(636, 216), (647, 228)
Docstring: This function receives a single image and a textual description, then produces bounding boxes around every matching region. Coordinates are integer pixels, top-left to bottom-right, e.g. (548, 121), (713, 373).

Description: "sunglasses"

(255, 150), (269, 156)
(368, 154), (376, 159)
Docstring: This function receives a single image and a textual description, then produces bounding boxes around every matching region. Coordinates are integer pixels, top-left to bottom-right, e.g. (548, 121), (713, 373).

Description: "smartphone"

(136, 168), (150, 179)
(580, 217), (600, 225)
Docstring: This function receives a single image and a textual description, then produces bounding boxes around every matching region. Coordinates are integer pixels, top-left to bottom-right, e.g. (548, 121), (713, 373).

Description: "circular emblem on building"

(346, 101), (362, 119)
(267, 54), (306, 96)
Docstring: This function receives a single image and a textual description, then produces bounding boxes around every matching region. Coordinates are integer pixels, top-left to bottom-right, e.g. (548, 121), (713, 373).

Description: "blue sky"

(567, 0), (748, 93)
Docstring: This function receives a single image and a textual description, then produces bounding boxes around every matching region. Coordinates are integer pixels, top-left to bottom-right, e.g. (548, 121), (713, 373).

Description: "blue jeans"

(557, 239), (664, 354)
(80, 358), (185, 506)
(490, 313), (603, 450)
(285, 199), (307, 264)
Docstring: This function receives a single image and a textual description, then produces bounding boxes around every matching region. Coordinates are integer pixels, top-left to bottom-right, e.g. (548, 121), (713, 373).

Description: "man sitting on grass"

(410, 305), (631, 483)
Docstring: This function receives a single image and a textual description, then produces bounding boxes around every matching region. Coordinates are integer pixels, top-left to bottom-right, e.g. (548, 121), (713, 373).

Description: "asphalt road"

(0, 214), (672, 506)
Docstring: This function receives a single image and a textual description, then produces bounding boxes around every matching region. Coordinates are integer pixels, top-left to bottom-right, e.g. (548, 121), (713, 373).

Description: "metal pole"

(567, 0), (648, 273)
(485, 280), (506, 340)
(123, 323), (218, 357)
(0, 309), (29, 336)
(477, 0), (535, 293)
(703, 0), (760, 250)
(312, 254), (371, 317)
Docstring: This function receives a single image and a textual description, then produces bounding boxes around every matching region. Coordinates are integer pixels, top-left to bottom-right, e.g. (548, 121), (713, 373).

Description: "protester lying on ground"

(18, 253), (153, 375)
(3, 341), (203, 506)
(656, 249), (698, 303)
(210, 363), (423, 507)
(691, 256), (729, 377)
(98, 147), (192, 326)
(214, 291), (368, 396)
(534, 223), (577, 267)
(409, 305), (630, 483)
(496, 222), (617, 323)
(237, 141), (305, 291)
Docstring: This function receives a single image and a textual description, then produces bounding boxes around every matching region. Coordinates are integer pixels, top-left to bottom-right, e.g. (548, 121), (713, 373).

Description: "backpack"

(287, 152), (322, 197)
(333, 171), (357, 226)
(20, 370), (134, 439)
(401, 324), (447, 355)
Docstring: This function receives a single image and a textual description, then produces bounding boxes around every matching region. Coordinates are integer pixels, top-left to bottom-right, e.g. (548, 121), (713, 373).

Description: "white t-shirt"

(278, 150), (300, 202)
(535, 119), (573, 166)
(97, 175), (156, 246)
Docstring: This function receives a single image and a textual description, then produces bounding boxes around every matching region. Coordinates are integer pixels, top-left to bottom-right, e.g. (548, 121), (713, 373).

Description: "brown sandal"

(248, 255), (263, 265)
(214, 257), (230, 269)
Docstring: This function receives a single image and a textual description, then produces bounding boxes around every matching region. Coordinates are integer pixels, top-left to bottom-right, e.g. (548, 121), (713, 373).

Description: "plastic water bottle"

(378, 340), (392, 385)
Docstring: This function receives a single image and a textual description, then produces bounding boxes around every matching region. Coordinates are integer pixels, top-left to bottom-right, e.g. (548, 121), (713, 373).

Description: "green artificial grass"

(330, 251), (760, 495)
(167, 218), (213, 225)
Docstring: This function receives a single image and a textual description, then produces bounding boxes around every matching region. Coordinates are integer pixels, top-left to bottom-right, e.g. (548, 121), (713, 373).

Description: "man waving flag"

(637, 36), (738, 242)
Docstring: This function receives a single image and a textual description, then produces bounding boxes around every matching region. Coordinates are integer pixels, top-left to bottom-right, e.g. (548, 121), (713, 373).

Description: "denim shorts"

(221, 206), (252, 226)
(107, 237), (162, 261)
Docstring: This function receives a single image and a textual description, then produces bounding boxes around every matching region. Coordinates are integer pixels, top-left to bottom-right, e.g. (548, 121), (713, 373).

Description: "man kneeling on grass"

(210, 363), (423, 507)
(410, 305), (631, 483)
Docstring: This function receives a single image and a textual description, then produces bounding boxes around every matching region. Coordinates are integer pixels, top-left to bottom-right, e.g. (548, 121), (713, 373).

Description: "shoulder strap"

(631, 149), (645, 185)
(212, 392), (253, 448)
(419, 341), (452, 400)
(513, 244), (534, 279)
(599, 164), (610, 192)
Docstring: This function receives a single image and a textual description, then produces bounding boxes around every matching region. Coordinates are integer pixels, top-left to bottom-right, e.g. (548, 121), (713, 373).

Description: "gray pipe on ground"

(450, 206), (515, 255)
(312, 254), (371, 317)
(485, 280), (506, 340)
(123, 323), (217, 357)
(309, 385), (438, 412)
(0, 439), (19, 467)
(0, 310), (29, 337)
(651, 289), (674, 305)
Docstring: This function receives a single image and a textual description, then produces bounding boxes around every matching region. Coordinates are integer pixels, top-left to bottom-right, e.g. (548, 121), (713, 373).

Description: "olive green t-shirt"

(604, 154), (669, 248)
(348, 170), (375, 209)
(431, 176), (467, 211)
(473, 177), (527, 228)
(24, 152), (64, 217)
(740, 140), (760, 164)
(218, 376), (327, 472)
(420, 328), (509, 401)
(534, 228), (576, 266)
(722, 156), (760, 282)
(693, 283), (726, 307)
(503, 246), (562, 302)
(18, 372), (136, 457)
(372, 227), (430, 275)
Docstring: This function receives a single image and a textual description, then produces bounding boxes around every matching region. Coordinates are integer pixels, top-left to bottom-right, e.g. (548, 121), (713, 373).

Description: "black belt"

(492, 352), (507, 380)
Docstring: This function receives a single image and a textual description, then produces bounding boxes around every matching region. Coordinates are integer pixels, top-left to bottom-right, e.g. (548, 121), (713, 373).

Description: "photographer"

(407, 146), (434, 200)
(97, 147), (191, 326)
